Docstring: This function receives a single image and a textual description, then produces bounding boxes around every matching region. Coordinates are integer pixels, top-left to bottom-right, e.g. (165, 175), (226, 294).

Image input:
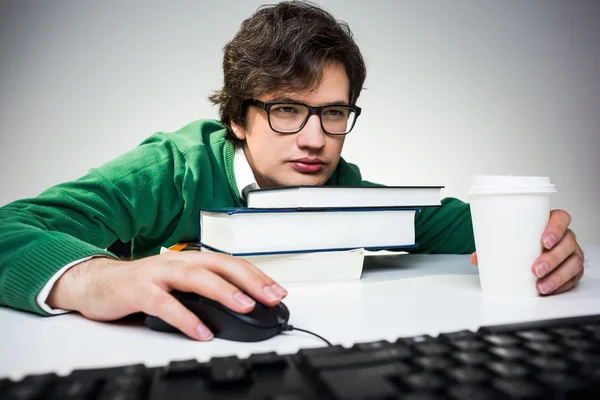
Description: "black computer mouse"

(144, 291), (290, 342)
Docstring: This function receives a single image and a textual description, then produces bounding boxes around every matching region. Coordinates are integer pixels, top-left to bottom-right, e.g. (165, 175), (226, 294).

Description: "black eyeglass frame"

(246, 99), (362, 135)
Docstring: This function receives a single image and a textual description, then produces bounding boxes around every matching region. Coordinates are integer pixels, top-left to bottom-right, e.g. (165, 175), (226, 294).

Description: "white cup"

(468, 175), (556, 297)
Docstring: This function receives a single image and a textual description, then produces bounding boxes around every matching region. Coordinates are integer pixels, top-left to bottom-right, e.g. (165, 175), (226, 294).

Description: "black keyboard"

(2, 314), (600, 400)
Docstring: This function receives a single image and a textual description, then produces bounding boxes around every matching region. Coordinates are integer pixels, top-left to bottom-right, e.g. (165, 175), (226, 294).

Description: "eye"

(272, 105), (299, 114)
(324, 108), (349, 118)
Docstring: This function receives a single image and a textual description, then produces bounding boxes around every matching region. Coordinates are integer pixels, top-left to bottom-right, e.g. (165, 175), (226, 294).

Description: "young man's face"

(231, 63), (349, 188)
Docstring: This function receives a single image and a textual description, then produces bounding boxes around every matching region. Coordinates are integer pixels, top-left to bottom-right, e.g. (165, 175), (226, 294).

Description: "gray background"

(1, 0), (599, 244)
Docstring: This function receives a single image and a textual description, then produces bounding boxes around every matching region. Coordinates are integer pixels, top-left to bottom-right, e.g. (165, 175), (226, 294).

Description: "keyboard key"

(527, 356), (569, 371)
(582, 324), (600, 334)
(351, 340), (395, 351)
(570, 351), (600, 364)
(493, 378), (546, 398)
(440, 330), (477, 341)
(551, 327), (586, 338)
(267, 392), (313, 400)
(115, 364), (146, 377)
(524, 341), (564, 355)
(3, 373), (57, 400)
(489, 346), (530, 360)
(414, 342), (452, 356)
(561, 337), (597, 350)
(207, 356), (251, 387)
(483, 334), (520, 347)
(453, 351), (494, 366)
(581, 362), (600, 380)
(402, 393), (446, 400)
(537, 372), (593, 394)
(451, 339), (487, 351)
(0, 378), (12, 395)
(99, 373), (146, 400)
(248, 352), (288, 369)
(298, 345), (345, 362)
(162, 359), (204, 379)
(304, 348), (413, 371)
(52, 378), (97, 399)
(97, 387), (142, 400)
(414, 356), (454, 371)
(318, 364), (403, 399)
(447, 367), (492, 384)
(448, 384), (503, 400)
(402, 372), (450, 391)
(396, 334), (435, 346)
(515, 330), (553, 342)
(487, 361), (530, 379)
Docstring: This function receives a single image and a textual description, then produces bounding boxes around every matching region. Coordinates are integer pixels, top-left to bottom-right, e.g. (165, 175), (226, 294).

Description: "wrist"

(46, 257), (122, 312)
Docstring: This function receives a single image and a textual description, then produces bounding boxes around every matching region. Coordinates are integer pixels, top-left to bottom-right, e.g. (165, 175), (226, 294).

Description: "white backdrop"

(1, 0), (598, 244)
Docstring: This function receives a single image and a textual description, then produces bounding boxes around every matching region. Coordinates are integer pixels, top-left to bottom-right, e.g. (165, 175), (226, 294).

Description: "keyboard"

(2, 314), (600, 400)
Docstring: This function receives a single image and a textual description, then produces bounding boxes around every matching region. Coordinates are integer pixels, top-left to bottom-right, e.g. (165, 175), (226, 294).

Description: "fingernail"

(263, 285), (281, 301)
(271, 283), (288, 297)
(534, 262), (549, 278)
(234, 292), (255, 308)
(539, 280), (555, 295)
(544, 234), (557, 249)
(196, 324), (214, 341)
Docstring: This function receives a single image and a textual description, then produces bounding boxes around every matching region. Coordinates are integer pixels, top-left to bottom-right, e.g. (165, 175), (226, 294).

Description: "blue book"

(198, 207), (419, 255)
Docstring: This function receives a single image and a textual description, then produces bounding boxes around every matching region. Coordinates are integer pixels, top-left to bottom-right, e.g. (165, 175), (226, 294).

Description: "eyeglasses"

(246, 99), (361, 135)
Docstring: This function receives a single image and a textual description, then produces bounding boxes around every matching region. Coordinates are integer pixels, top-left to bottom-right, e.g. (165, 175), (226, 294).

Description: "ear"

(230, 120), (247, 141)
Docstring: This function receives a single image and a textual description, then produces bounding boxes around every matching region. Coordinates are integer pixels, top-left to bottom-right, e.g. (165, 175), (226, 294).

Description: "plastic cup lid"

(468, 175), (556, 195)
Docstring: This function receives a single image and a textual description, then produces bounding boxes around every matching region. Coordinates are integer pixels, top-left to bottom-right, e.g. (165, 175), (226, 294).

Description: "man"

(0, 1), (584, 341)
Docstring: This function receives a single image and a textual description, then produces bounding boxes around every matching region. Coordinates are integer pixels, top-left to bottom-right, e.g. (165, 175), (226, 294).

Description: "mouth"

(290, 158), (326, 173)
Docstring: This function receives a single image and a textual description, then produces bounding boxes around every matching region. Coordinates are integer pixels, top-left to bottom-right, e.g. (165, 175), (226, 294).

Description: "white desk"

(1, 245), (599, 381)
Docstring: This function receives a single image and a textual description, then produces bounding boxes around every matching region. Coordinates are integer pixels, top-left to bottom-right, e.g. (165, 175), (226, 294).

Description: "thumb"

(470, 251), (478, 266)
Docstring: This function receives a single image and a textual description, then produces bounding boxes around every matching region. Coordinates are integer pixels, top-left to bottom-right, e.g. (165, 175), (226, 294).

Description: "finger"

(166, 267), (258, 314)
(470, 252), (478, 266)
(139, 286), (213, 341)
(537, 253), (583, 295)
(234, 256), (289, 298)
(541, 210), (571, 249)
(533, 230), (578, 278)
(551, 269), (584, 296)
(184, 252), (288, 306)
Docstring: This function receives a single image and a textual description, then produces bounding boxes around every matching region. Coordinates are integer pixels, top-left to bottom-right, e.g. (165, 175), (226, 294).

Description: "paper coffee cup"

(468, 175), (556, 297)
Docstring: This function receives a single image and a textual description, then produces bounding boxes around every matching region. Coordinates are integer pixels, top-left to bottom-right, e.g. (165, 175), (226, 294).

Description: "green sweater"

(0, 119), (475, 315)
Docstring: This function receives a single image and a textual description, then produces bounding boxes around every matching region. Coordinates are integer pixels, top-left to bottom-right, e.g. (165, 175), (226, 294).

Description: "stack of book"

(191, 185), (443, 284)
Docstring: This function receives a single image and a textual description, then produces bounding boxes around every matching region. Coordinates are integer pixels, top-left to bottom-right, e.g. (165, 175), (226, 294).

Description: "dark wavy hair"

(209, 0), (367, 144)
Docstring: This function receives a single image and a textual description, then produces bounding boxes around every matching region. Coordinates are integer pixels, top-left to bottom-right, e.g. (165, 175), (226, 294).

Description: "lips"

(290, 158), (326, 173)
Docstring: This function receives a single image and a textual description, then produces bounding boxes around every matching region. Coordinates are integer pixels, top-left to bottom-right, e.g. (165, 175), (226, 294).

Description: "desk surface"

(1, 245), (599, 380)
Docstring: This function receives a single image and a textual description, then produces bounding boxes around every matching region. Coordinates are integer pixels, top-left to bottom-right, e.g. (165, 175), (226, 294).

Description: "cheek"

(327, 137), (345, 155)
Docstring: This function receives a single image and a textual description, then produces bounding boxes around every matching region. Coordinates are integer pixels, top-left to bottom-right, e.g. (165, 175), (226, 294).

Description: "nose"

(296, 114), (326, 150)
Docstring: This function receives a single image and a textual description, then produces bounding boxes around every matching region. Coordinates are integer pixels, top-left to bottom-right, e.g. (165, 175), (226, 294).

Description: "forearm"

(0, 208), (118, 314)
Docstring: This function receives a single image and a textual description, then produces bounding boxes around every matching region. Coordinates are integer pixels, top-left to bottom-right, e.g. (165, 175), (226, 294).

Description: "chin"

(273, 173), (330, 187)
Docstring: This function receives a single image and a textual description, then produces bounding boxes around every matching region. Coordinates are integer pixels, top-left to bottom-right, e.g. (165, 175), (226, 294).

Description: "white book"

(246, 185), (443, 209)
(199, 207), (418, 255)
(201, 247), (365, 283)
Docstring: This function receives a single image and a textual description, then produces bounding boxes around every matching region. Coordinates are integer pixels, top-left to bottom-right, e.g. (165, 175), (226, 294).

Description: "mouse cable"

(284, 324), (333, 347)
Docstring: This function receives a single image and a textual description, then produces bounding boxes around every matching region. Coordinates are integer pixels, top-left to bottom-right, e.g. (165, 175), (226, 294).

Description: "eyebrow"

(267, 96), (350, 106)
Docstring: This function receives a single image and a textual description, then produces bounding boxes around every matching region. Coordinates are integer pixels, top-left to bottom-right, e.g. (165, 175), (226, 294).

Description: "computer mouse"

(144, 290), (290, 342)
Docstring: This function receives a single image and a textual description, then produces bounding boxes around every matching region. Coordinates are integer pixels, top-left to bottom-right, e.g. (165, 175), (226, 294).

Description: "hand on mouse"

(470, 209), (584, 295)
(46, 251), (288, 341)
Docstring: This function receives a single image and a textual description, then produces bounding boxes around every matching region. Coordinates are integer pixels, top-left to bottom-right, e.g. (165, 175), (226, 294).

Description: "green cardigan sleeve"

(412, 197), (475, 254)
(0, 136), (186, 315)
